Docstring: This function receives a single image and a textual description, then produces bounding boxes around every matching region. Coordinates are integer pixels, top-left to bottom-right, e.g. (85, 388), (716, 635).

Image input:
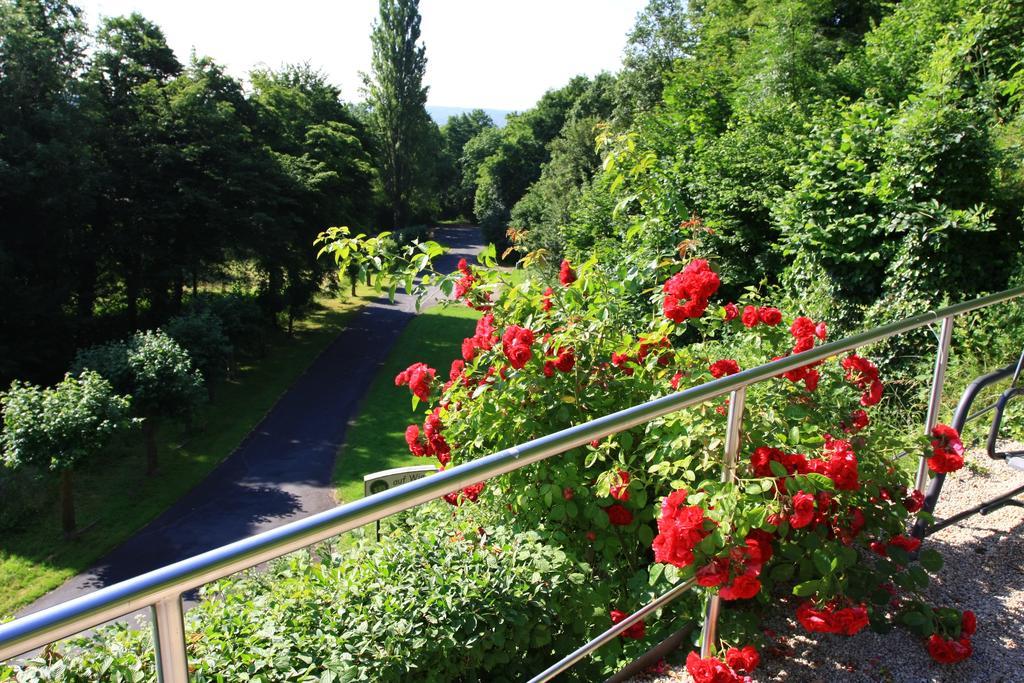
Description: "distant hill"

(427, 106), (511, 127)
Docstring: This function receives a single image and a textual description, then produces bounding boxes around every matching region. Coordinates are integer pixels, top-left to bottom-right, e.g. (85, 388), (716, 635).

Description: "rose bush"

(370, 238), (978, 675)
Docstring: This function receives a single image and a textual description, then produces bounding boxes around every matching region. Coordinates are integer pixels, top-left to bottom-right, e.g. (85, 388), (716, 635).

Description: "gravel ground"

(632, 443), (1024, 683)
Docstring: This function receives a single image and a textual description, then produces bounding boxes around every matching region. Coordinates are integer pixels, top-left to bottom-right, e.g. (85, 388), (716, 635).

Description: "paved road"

(20, 226), (483, 619)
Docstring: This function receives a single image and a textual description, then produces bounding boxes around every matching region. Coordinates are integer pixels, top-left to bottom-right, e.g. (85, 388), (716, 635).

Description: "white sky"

(76, 0), (649, 111)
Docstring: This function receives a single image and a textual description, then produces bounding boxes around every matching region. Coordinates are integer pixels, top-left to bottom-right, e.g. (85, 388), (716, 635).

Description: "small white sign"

(363, 465), (438, 497)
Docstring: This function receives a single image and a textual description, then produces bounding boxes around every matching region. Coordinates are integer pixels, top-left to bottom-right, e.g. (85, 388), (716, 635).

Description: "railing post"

(915, 316), (954, 493)
(699, 387), (745, 658)
(151, 596), (189, 683)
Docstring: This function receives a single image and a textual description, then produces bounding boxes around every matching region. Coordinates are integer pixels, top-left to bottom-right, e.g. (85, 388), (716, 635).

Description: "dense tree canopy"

(0, 0), (380, 386)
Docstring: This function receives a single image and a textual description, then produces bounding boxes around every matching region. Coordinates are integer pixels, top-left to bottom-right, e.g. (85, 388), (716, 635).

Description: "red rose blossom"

(610, 470), (631, 501)
(724, 302), (739, 321)
(962, 610), (976, 636)
(790, 492), (816, 529)
(724, 645), (760, 674)
(797, 601), (869, 636)
(394, 362), (436, 401)
(721, 574), (762, 600)
(609, 609), (645, 639)
(927, 634), (973, 664)
(662, 259), (720, 323)
(709, 359), (741, 378)
(540, 286), (554, 312)
(759, 307), (782, 326)
(686, 651), (746, 683)
(559, 259), (577, 286)
(741, 305), (759, 328)
(605, 503), (633, 526)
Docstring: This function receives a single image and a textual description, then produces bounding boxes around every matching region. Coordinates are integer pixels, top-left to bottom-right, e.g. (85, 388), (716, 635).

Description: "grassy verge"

(0, 292), (369, 618)
(333, 304), (479, 505)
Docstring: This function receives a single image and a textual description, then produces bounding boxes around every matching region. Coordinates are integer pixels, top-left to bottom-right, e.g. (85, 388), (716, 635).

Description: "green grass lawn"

(0, 292), (368, 618)
(333, 304), (480, 505)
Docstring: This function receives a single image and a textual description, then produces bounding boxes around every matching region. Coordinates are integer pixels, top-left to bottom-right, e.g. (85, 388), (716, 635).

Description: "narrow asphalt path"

(20, 226), (483, 619)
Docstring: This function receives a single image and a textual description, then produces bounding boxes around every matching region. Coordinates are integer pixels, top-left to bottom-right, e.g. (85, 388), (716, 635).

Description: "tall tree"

(0, 0), (94, 383)
(363, 0), (430, 228)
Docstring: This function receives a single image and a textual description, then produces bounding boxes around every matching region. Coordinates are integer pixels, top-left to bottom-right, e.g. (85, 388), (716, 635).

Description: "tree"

(363, 0), (430, 228)
(0, 0), (96, 384)
(74, 331), (204, 475)
(1, 372), (132, 534)
(163, 310), (233, 393)
(438, 109), (494, 219)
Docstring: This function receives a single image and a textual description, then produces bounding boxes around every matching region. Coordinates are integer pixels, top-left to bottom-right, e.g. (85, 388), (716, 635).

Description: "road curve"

(19, 226), (483, 618)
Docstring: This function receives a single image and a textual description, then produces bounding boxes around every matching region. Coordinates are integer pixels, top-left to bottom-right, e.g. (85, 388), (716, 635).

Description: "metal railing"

(2, 285), (1023, 682)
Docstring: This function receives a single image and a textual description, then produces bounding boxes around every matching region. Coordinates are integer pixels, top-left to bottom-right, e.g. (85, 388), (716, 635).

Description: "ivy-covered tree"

(74, 331), (204, 475)
(1, 371), (132, 534)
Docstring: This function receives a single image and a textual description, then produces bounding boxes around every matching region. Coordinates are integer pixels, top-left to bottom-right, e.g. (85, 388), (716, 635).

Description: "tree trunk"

(126, 273), (140, 329)
(144, 418), (159, 476)
(61, 468), (76, 536)
(350, 277), (357, 297)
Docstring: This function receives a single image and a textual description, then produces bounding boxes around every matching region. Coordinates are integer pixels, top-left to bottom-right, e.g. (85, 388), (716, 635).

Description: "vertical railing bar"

(699, 386), (746, 658)
(526, 578), (698, 683)
(151, 596), (189, 683)
(915, 316), (954, 493)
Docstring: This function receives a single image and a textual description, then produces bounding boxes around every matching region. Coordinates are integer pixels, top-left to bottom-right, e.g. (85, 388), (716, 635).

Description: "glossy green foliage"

(5, 508), (597, 682)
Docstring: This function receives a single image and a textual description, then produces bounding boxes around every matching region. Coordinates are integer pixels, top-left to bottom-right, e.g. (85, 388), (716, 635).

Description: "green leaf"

(769, 563), (795, 581)
(792, 580), (821, 597)
(919, 548), (943, 573)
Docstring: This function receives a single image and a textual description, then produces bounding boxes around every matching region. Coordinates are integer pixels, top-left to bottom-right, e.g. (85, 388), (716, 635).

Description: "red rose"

(554, 347), (575, 372)
(394, 362), (435, 401)
(542, 360), (555, 377)
(847, 409), (870, 432)
(928, 424), (965, 473)
(815, 321), (828, 339)
(404, 425), (426, 457)
(824, 439), (859, 491)
(903, 489), (925, 513)
(790, 316), (816, 340)
(797, 602), (868, 636)
(724, 645), (760, 674)
(609, 609), (645, 639)
(861, 379), (884, 406)
(962, 610), (976, 636)
(670, 372), (683, 390)
(741, 305), (759, 328)
(562, 487), (574, 501)
(745, 529), (775, 564)
(605, 503), (633, 526)
(586, 530), (597, 542)
(696, 557), (730, 587)
(662, 260), (720, 323)
(652, 490), (710, 568)
(686, 651), (745, 683)
(758, 306), (783, 326)
(927, 634), (973, 664)
(709, 359), (741, 378)
(541, 286), (554, 312)
(610, 470), (631, 501)
(724, 302), (739, 321)
(790, 492), (816, 529)
(443, 482), (485, 506)
(559, 259), (577, 286)
(720, 574), (761, 600)
(888, 534), (921, 554)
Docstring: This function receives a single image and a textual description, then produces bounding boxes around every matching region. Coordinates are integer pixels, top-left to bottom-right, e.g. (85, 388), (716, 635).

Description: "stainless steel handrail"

(2, 285), (1023, 681)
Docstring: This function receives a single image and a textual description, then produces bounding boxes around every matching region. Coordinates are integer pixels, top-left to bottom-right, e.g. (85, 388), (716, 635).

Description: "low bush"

(3, 506), (598, 682)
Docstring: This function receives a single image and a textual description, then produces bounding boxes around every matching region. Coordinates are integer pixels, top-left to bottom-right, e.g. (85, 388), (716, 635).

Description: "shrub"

(364, 237), (982, 675)
(5, 507), (599, 682)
